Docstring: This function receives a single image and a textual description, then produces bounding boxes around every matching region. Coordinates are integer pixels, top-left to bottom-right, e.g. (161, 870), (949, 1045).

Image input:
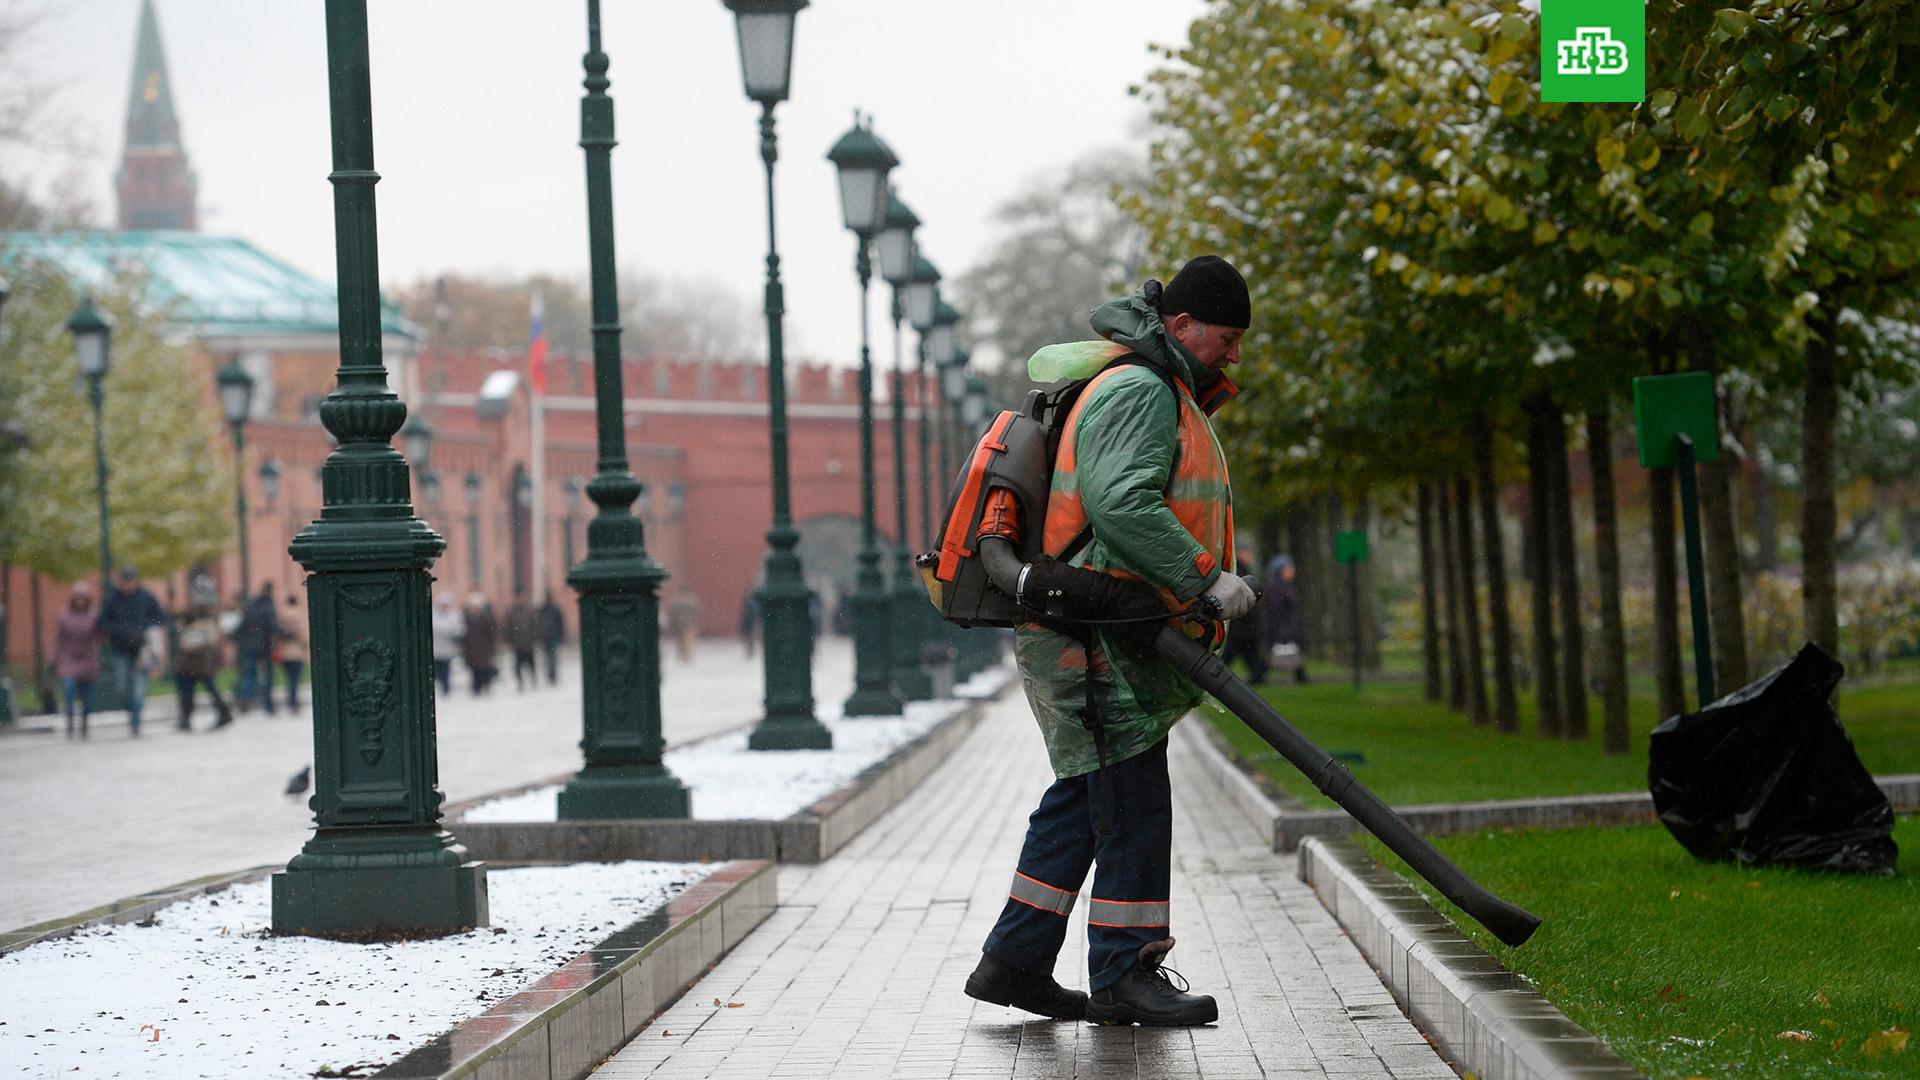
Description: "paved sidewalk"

(0, 637), (855, 931)
(599, 694), (1454, 1079)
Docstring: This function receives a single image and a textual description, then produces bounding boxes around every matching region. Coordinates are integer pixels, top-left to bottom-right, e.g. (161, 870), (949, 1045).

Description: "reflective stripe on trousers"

(1008, 871), (1077, 916)
(1086, 898), (1169, 928)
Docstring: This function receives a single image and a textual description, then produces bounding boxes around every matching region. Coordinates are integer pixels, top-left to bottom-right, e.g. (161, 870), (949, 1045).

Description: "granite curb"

(1299, 836), (1643, 1080)
(448, 670), (1016, 866)
(374, 859), (776, 1080)
(0, 864), (278, 956)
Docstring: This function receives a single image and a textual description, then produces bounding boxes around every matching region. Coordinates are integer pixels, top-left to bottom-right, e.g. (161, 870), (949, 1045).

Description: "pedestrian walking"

(462, 592), (499, 695)
(1263, 554), (1309, 685)
(97, 566), (167, 737)
(537, 595), (565, 685)
(279, 593), (308, 711)
(963, 258), (1254, 1026)
(172, 597), (233, 731)
(1222, 550), (1269, 684)
(233, 582), (283, 715)
(504, 594), (540, 692)
(53, 583), (104, 739)
(431, 594), (465, 695)
(738, 591), (760, 658)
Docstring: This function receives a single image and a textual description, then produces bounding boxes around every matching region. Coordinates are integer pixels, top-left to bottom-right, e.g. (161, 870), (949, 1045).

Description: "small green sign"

(1335, 530), (1369, 565)
(1539, 0), (1645, 104)
(1632, 372), (1720, 468)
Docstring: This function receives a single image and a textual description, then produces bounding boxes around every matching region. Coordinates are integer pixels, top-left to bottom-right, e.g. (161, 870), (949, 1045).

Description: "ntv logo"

(1556, 26), (1630, 75)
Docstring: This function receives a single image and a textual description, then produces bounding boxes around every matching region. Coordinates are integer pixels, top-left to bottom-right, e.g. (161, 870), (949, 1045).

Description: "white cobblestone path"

(0, 637), (856, 931)
(597, 690), (1455, 1079)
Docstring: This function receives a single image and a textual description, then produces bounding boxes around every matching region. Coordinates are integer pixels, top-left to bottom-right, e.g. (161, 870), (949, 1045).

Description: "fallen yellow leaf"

(1813, 991), (1831, 1009)
(1777, 1030), (1814, 1042)
(1863, 1028), (1911, 1056)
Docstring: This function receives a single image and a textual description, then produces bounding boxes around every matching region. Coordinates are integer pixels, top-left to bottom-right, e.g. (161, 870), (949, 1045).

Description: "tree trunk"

(1587, 408), (1631, 755)
(1649, 462), (1687, 721)
(1686, 319), (1750, 691)
(1454, 474), (1489, 724)
(1549, 404), (1590, 740)
(1525, 395), (1562, 737)
(1802, 312), (1840, 658)
(1356, 493), (1381, 670)
(1439, 475), (1467, 711)
(1750, 461), (1779, 573)
(1418, 481), (1443, 702)
(1327, 493), (1351, 667)
(1473, 424), (1520, 732)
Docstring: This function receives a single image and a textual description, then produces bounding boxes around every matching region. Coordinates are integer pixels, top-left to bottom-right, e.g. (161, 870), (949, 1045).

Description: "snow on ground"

(0, 861), (699, 1080)
(461, 696), (970, 823)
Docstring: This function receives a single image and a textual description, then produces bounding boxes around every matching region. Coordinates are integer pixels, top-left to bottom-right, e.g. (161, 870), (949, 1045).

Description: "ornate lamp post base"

(559, 762), (689, 818)
(272, 827), (486, 937)
(845, 549), (903, 717)
(750, 544), (832, 749)
(888, 556), (934, 700)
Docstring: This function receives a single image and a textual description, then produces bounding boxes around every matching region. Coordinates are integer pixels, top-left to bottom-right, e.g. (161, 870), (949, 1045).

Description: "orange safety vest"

(1039, 365), (1235, 611)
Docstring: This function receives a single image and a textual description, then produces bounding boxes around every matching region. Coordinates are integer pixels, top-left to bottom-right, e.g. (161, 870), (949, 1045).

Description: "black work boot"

(1085, 939), (1217, 1026)
(964, 953), (1087, 1020)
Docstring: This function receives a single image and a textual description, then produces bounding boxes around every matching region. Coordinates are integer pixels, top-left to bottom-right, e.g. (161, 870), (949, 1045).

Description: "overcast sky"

(14, 0), (1207, 368)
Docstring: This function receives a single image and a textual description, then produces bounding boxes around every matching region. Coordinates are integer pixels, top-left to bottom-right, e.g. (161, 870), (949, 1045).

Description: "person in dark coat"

(97, 566), (167, 736)
(173, 598), (234, 731)
(537, 597), (565, 685)
(234, 582), (283, 715)
(1221, 552), (1269, 684)
(1263, 554), (1309, 684)
(462, 592), (500, 695)
(504, 595), (540, 692)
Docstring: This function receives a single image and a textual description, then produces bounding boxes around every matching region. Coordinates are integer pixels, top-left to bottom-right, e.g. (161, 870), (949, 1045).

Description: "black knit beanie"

(1157, 255), (1251, 329)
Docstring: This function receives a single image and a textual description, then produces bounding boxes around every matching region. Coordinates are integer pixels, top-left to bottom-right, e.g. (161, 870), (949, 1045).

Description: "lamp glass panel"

(876, 228), (912, 283)
(905, 282), (936, 329)
(258, 464), (281, 504)
(403, 429), (430, 467)
(218, 379), (251, 423)
(734, 12), (794, 101)
(928, 323), (956, 366)
(942, 364), (966, 399)
(835, 166), (885, 233)
(74, 332), (108, 378)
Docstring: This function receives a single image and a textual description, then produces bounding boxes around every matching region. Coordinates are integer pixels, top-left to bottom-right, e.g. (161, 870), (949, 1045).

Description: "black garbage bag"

(1648, 642), (1898, 876)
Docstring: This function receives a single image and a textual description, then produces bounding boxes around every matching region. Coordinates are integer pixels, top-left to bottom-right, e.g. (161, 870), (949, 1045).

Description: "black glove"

(1017, 556), (1167, 625)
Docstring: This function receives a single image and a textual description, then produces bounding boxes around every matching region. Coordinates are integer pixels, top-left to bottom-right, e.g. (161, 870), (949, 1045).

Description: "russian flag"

(527, 290), (549, 395)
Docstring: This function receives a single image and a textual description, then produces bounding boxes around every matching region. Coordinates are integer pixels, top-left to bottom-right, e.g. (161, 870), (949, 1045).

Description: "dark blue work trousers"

(983, 737), (1172, 993)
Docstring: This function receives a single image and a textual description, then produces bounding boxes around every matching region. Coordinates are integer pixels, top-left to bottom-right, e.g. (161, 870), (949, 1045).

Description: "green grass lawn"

(1204, 668), (1920, 808)
(1354, 820), (1919, 1079)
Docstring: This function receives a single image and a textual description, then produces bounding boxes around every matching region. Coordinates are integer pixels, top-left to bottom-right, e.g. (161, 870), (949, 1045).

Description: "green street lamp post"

(68, 296), (114, 592)
(905, 256), (941, 540)
(560, 0), (689, 817)
(0, 278), (9, 728)
(464, 470), (483, 587)
(828, 116), (904, 718)
(562, 477), (581, 572)
(273, 0), (485, 936)
(724, 0), (831, 749)
(216, 359), (257, 597)
(875, 189), (932, 700)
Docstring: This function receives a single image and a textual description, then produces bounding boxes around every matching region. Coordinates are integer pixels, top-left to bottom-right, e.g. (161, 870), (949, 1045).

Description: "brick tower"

(115, 0), (197, 231)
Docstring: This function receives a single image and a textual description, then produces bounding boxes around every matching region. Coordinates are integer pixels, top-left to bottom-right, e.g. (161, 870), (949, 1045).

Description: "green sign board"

(1335, 529), (1370, 565)
(1540, 0), (1646, 104)
(1632, 372), (1720, 468)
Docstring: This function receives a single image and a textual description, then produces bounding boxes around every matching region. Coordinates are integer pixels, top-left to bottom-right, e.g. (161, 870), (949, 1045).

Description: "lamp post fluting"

(724, 0), (830, 749)
(273, 0), (485, 937)
(561, 0), (688, 821)
(875, 189), (933, 700)
(68, 297), (114, 592)
(828, 117), (903, 718)
(217, 359), (257, 597)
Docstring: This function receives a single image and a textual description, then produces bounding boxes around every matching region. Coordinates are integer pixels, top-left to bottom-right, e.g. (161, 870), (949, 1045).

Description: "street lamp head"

(67, 295), (114, 380)
(514, 471), (533, 509)
(827, 115), (897, 235)
(876, 189), (919, 286)
(422, 469), (442, 507)
(0, 276), (10, 321)
(668, 481), (687, 520)
(906, 255), (940, 331)
(928, 298), (961, 367)
(962, 376), (991, 427)
(564, 476), (582, 511)
(400, 414), (433, 470)
(258, 459), (283, 506)
(464, 470), (482, 504)
(722, 0), (807, 104)
(215, 358), (256, 425)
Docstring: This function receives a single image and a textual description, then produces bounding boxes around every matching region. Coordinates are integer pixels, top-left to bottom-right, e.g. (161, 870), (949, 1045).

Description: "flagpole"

(532, 390), (547, 602)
